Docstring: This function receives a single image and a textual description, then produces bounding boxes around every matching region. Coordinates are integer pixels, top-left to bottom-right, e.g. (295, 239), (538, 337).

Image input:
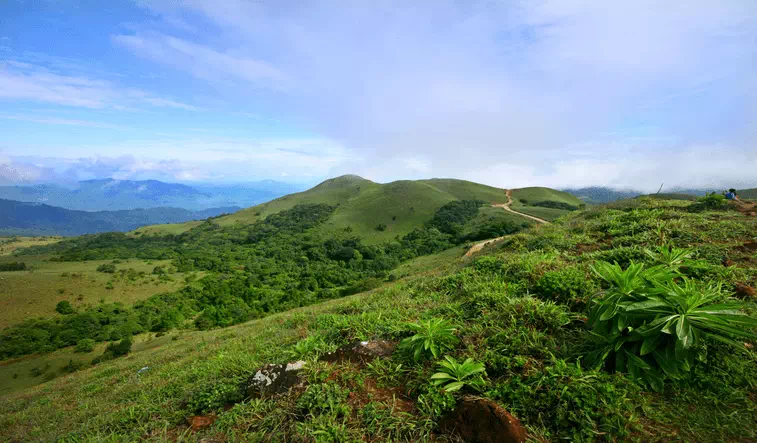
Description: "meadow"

(0, 255), (187, 329)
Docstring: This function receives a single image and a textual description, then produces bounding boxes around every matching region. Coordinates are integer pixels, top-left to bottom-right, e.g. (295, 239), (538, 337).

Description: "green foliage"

(399, 318), (459, 361)
(430, 356), (486, 392)
(586, 260), (757, 390)
(375, 223), (387, 231)
(286, 335), (334, 360)
(426, 200), (483, 235)
(489, 360), (641, 441)
(689, 192), (728, 211)
(55, 300), (75, 315)
(74, 338), (96, 353)
(534, 266), (595, 307)
(532, 200), (579, 211)
(0, 261), (26, 272)
(296, 383), (351, 419)
(92, 337), (133, 364)
(96, 264), (116, 274)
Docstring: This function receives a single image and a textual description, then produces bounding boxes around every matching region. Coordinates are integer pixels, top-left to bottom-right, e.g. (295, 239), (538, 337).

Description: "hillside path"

(464, 190), (550, 257)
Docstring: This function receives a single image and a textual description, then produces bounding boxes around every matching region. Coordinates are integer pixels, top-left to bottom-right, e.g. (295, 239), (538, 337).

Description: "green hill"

(146, 175), (513, 243)
(3, 196), (757, 441)
(738, 188), (757, 200)
(510, 187), (585, 221)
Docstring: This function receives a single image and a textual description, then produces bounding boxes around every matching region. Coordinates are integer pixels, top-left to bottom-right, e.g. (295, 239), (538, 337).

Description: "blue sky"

(1, 1), (755, 191)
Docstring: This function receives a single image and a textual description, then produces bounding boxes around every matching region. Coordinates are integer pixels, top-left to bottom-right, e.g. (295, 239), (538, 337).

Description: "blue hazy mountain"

(0, 199), (240, 236)
(563, 187), (716, 204)
(0, 179), (304, 211)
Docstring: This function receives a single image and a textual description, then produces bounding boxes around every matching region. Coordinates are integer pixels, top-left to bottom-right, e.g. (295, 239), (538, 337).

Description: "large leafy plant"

(399, 318), (459, 362)
(431, 356), (486, 392)
(586, 250), (757, 391)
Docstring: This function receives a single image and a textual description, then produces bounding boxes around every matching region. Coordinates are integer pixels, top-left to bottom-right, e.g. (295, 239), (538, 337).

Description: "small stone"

(137, 366), (150, 375)
(244, 360), (306, 398)
(439, 396), (527, 443)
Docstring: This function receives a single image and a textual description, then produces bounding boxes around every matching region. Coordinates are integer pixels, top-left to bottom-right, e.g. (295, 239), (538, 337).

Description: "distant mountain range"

(0, 199), (240, 236)
(563, 187), (720, 204)
(0, 179), (304, 211)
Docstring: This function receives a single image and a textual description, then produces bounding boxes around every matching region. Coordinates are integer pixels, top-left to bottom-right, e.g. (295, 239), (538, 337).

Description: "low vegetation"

(1, 192), (756, 441)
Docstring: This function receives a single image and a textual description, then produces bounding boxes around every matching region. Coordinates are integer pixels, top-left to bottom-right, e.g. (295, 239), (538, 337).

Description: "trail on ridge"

(464, 190), (549, 257)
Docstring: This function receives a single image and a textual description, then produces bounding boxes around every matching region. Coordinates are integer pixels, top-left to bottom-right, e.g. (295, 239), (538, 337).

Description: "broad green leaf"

(640, 335), (661, 355)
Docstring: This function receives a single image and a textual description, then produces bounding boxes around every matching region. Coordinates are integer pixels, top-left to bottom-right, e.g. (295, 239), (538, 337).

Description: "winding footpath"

(464, 190), (550, 257)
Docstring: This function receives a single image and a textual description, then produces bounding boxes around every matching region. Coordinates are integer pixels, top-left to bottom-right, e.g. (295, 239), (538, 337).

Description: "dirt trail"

(464, 190), (550, 257)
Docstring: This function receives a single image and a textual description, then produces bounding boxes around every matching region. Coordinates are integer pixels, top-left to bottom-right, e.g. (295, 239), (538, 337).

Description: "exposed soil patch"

(439, 396), (527, 443)
(346, 377), (414, 413)
(187, 414), (216, 431)
(735, 283), (756, 299)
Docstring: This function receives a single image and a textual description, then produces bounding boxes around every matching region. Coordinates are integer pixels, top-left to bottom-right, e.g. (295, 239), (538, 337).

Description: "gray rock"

(244, 360), (306, 398)
(320, 340), (397, 364)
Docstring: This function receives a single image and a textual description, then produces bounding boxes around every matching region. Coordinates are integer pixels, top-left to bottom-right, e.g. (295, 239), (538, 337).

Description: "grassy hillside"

(2, 197), (757, 441)
(739, 188), (757, 200)
(510, 187), (584, 221)
(0, 254), (191, 329)
(144, 175), (512, 243)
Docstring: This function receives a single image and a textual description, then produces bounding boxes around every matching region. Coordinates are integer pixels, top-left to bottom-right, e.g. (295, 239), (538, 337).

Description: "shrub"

(55, 300), (75, 315)
(585, 261), (757, 391)
(489, 360), (642, 441)
(689, 192), (728, 212)
(93, 337), (133, 364)
(75, 338), (96, 353)
(534, 267), (594, 307)
(61, 359), (85, 373)
(399, 318), (459, 362)
(96, 264), (116, 273)
(431, 356), (486, 392)
(0, 262), (26, 272)
(296, 383), (351, 418)
(532, 201), (579, 211)
(375, 223), (387, 232)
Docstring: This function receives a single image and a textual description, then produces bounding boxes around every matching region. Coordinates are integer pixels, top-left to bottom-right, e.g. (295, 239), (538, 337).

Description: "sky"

(0, 0), (755, 191)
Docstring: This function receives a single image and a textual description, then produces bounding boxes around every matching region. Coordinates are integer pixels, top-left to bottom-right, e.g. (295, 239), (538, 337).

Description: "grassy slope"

(131, 220), (203, 236)
(3, 199), (757, 441)
(137, 176), (513, 244)
(510, 187), (584, 221)
(0, 255), (189, 329)
(0, 236), (61, 256)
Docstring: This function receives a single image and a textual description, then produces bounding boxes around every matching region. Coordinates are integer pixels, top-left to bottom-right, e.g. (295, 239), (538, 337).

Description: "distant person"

(725, 189), (738, 201)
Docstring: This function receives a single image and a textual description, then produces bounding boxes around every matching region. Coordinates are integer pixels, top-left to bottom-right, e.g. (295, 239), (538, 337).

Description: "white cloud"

(116, 0), (757, 189)
(0, 114), (129, 130)
(0, 58), (198, 110)
(2, 135), (353, 183)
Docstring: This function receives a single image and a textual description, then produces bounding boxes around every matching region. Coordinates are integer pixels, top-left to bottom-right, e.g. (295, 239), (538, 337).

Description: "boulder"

(243, 360), (305, 398)
(320, 340), (396, 364)
(439, 396), (527, 443)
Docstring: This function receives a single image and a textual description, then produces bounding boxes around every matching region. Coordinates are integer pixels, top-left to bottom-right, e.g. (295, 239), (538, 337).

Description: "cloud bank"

(111, 0), (757, 190)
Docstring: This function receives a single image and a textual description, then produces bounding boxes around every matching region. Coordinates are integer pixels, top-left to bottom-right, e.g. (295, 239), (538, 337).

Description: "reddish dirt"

(734, 283), (756, 299)
(346, 377), (414, 413)
(439, 396), (527, 443)
(187, 414), (216, 431)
